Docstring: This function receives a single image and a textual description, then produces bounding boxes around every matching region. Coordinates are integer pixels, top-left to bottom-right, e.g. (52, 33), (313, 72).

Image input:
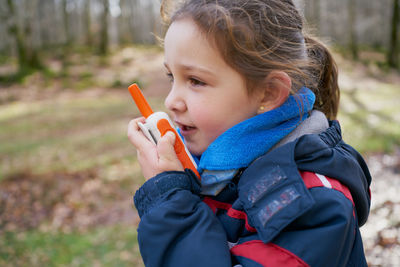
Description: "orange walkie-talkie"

(128, 84), (200, 179)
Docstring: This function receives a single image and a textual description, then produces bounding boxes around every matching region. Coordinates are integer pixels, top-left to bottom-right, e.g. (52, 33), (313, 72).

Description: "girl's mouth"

(181, 125), (196, 131)
(175, 122), (196, 135)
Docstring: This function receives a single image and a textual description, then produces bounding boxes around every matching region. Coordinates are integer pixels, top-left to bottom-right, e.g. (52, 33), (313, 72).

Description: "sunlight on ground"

(0, 46), (399, 266)
(337, 53), (400, 153)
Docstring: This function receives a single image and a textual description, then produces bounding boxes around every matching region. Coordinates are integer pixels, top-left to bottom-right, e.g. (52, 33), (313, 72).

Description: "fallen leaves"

(0, 169), (139, 234)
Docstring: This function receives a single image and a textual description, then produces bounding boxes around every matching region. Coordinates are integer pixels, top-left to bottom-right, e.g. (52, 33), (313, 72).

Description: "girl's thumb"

(163, 131), (176, 146)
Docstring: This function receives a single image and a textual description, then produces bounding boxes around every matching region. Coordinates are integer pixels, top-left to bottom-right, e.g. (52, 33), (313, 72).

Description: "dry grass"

(0, 46), (399, 266)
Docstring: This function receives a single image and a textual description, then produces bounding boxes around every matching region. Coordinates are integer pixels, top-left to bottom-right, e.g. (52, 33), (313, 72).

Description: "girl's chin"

(186, 142), (206, 157)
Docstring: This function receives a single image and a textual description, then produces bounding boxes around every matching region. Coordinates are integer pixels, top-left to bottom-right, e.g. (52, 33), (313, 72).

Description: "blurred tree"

(99, 0), (109, 55)
(1, 0), (397, 72)
(118, 0), (132, 45)
(388, 0), (399, 68)
(62, 0), (72, 46)
(304, 0), (320, 31)
(38, 0), (49, 48)
(348, 0), (358, 60)
(61, 0), (72, 71)
(6, 0), (26, 69)
(313, 0), (320, 31)
(129, 0), (141, 43)
(84, 0), (93, 47)
(5, 0), (42, 72)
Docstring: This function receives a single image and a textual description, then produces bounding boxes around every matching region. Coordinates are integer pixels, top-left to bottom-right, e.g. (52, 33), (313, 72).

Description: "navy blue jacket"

(134, 121), (371, 267)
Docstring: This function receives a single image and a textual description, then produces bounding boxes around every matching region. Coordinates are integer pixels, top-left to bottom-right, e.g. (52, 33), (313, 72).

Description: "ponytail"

(305, 36), (340, 120)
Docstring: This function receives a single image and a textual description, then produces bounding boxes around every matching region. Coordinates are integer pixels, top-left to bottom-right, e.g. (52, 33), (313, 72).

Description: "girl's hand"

(127, 117), (184, 180)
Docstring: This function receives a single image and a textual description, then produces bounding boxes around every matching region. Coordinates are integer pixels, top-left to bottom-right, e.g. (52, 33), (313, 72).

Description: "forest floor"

(0, 46), (400, 266)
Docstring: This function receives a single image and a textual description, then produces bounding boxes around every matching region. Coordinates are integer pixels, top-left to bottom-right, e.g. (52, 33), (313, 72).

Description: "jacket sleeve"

(134, 170), (232, 267)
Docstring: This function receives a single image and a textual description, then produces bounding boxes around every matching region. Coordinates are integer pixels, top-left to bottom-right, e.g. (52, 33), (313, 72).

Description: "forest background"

(0, 0), (399, 266)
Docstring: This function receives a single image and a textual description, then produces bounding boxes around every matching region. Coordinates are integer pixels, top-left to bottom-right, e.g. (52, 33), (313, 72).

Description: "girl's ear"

(257, 71), (291, 113)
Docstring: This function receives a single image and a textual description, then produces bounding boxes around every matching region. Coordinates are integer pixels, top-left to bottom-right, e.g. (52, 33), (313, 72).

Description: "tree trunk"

(38, 0), (49, 47)
(6, 0), (27, 71)
(304, 0), (320, 31)
(313, 0), (320, 30)
(118, 0), (132, 45)
(60, 0), (71, 71)
(62, 0), (71, 46)
(99, 0), (109, 55)
(129, 0), (139, 43)
(348, 0), (359, 60)
(24, 0), (42, 69)
(5, 0), (42, 71)
(388, 0), (400, 68)
(84, 0), (93, 46)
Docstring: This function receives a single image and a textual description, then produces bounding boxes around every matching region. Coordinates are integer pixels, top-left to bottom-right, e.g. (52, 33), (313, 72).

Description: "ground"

(0, 46), (399, 266)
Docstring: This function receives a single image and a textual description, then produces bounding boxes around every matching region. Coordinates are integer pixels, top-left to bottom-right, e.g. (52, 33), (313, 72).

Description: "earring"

(259, 106), (265, 111)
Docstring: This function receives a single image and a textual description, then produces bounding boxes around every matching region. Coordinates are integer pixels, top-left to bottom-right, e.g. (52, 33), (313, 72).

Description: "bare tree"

(84, 0), (93, 46)
(6, 0), (27, 70)
(118, 0), (133, 45)
(388, 0), (400, 68)
(2, 0), (396, 68)
(62, 0), (72, 46)
(304, 0), (320, 31)
(99, 0), (109, 55)
(348, 0), (358, 60)
(5, 0), (42, 71)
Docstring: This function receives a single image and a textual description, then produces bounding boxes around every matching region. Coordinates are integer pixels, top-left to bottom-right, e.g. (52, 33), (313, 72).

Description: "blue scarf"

(191, 87), (315, 195)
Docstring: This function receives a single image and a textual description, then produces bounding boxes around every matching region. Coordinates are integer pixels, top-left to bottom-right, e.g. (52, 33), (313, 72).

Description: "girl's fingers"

(127, 119), (183, 179)
(127, 117), (153, 150)
(157, 131), (184, 171)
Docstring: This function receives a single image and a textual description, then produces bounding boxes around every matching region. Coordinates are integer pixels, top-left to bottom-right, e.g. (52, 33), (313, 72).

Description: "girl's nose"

(164, 85), (186, 113)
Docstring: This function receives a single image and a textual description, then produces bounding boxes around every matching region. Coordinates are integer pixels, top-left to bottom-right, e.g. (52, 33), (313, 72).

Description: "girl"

(127, 0), (372, 266)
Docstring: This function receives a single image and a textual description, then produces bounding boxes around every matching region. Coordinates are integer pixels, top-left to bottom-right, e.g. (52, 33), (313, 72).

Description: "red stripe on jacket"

(230, 240), (309, 267)
(203, 197), (257, 232)
(299, 171), (354, 205)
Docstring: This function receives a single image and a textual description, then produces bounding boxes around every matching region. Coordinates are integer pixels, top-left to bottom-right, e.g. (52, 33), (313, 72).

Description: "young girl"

(128, 0), (372, 266)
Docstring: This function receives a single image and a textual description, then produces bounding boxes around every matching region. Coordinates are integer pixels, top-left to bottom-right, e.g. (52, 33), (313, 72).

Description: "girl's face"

(164, 19), (262, 156)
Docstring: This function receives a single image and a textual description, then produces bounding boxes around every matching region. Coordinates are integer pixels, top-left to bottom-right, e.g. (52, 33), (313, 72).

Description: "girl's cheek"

(190, 101), (223, 138)
(192, 108), (213, 130)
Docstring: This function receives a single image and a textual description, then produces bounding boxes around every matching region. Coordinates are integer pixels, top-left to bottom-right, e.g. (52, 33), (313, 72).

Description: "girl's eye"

(166, 72), (174, 83)
(189, 77), (206, 87)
